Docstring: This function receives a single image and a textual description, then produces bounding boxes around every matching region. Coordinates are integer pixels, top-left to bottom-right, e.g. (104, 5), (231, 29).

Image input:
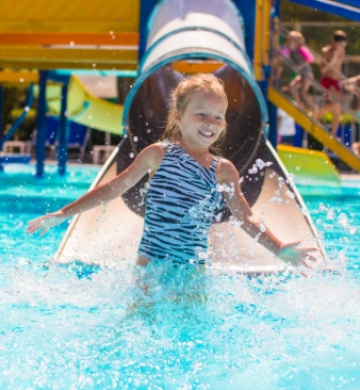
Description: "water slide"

(268, 86), (360, 173)
(277, 144), (341, 185)
(43, 75), (123, 135)
(55, 0), (328, 274)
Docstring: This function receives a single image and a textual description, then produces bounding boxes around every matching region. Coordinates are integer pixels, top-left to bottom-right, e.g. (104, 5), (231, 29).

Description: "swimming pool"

(1, 164), (360, 389)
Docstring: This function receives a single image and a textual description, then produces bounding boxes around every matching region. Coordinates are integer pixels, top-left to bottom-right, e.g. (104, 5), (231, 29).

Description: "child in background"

(317, 30), (347, 138)
(28, 74), (315, 270)
(278, 31), (315, 112)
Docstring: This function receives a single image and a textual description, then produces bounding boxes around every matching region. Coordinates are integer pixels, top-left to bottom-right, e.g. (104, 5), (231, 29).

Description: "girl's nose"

(206, 119), (215, 128)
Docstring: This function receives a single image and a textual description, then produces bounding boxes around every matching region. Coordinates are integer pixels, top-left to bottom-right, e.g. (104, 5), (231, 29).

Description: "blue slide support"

(36, 70), (48, 178)
(138, 0), (159, 62)
(232, 0), (256, 62)
(57, 83), (69, 176)
(0, 86), (3, 171)
(0, 86), (3, 139)
(267, 0), (281, 149)
(47, 71), (71, 176)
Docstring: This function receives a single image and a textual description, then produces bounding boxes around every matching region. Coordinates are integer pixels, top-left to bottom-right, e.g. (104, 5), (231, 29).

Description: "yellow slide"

(268, 86), (360, 173)
(41, 75), (123, 135)
(277, 144), (341, 185)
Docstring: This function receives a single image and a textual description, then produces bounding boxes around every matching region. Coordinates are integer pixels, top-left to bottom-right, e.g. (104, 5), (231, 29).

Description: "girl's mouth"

(199, 129), (215, 138)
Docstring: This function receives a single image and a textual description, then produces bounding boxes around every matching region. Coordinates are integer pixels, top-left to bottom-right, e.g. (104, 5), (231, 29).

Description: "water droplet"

(286, 190), (295, 199)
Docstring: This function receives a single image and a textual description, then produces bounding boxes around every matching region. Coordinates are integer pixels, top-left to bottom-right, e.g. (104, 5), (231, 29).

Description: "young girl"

(278, 31), (315, 112)
(28, 74), (315, 268)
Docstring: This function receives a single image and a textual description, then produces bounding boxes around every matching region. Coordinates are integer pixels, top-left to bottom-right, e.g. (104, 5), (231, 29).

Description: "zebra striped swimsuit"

(138, 142), (223, 264)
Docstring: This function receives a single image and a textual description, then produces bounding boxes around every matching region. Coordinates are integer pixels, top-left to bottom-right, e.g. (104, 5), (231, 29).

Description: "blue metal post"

(232, 0), (256, 62)
(267, 100), (278, 148)
(138, 0), (159, 61)
(0, 86), (3, 138)
(36, 70), (48, 178)
(0, 86), (4, 172)
(267, 0), (281, 149)
(57, 83), (69, 175)
(258, 79), (278, 148)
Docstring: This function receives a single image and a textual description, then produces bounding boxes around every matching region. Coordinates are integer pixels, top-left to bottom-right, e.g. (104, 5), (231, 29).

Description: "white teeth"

(199, 130), (213, 136)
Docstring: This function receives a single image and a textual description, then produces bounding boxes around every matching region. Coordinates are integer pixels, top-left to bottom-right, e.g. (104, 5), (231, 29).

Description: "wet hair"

(333, 30), (347, 42)
(163, 73), (228, 155)
(287, 31), (305, 45)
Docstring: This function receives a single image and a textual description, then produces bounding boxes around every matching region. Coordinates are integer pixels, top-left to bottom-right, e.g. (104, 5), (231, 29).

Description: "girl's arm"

(216, 159), (316, 267)
(27, 143), (165, 235)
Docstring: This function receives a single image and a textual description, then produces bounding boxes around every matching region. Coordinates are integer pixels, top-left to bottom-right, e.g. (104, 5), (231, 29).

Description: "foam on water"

(1, 258), (360, 389)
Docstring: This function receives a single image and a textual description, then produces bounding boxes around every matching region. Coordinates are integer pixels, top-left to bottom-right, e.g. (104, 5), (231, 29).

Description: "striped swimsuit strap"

(166, 142), (220, 171)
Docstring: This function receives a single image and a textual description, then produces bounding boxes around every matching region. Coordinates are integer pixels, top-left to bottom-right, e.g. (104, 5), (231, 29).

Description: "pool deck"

(340, 172), (360, 187)
(341, 172), (360, 181)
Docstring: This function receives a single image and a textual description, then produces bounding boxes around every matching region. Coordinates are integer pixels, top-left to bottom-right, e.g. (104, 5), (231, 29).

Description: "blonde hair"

(163, 73), (228, 155)
(287, 30), (305, 45)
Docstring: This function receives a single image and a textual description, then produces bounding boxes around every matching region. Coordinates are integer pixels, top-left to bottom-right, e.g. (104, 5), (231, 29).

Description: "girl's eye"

(196, 113), (205, 117)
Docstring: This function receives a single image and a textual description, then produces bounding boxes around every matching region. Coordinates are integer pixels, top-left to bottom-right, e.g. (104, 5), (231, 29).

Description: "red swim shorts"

(320, 76), (342, 92)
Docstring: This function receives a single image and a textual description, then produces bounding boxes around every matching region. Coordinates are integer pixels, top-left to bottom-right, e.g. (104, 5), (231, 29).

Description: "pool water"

(1, 164), (360, 390)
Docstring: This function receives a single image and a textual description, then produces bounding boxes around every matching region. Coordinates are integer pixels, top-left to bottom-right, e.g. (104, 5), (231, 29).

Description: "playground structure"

(55, 0), (329, 273)
(1, 0), (360, 272)
(1, 0), (360, 174)
(0, 70), (123, 172)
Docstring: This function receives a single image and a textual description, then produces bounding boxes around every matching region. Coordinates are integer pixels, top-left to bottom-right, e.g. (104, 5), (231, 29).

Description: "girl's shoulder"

(214, 158), (239, 183)
(138, 143), (166, 170)
(158, 139), (184, 155)
(159, 139), (178, 149)
(142, 142), (166, 156)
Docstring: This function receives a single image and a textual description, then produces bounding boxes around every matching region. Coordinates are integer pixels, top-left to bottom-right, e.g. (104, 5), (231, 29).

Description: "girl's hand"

(27, 211), (67, 236)
(278, 241), (317, 267)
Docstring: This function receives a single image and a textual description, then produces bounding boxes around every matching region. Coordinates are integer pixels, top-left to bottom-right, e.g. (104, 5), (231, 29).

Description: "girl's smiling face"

(177, 90), (227, 150)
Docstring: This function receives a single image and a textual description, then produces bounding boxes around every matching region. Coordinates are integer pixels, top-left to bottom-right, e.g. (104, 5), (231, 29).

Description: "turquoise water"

(1, 164), (360, 390)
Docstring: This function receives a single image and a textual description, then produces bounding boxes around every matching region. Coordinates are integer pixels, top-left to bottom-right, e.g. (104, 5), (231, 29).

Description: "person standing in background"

(318, 30), (347, 138)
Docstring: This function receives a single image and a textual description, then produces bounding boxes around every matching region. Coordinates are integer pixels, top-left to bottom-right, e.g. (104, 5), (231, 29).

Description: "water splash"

(1, 256), (360, 389)
(1, 164), (360, 389)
